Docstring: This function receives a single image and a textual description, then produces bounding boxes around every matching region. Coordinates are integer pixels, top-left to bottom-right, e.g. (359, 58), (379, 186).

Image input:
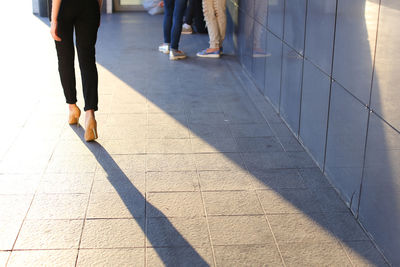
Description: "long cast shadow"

(71, 125), (209, 266)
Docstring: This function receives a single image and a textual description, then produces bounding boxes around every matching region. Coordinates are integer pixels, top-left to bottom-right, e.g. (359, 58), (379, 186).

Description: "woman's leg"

(74, 0), (100, 112)
(163, 0), (175, 44)
(170, 0), (187, 50)
(55, 18), (77, 105)
(203, 0), (220, 48)
(214, 0), (226, 47)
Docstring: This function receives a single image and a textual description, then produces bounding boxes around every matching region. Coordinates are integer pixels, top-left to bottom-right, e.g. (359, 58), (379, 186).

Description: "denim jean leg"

(163, 0), (175, 43)
(170, 0), (188, 50)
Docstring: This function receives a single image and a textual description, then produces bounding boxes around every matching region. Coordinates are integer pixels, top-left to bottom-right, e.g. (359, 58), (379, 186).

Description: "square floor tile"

(147, 124), (190, 139)
(14, 219), (83, 249)
(8, 250), (77, 267)
(214, 244), (283, 267)
(279, 241), (352, 267)
(148, 113), (188, 126)
(77, 248), (144, 266)
(236, 137), (284, 153)
(268, 213), (335, 243)
(0, 174), (40, 194)
(96, 154), (146, 173)
(101, 125), (147, 140)
(297, 168), (332, 188)
(310, 187), (349, 212)
(147, 192), (204, 218)
(146, 154), (197, 171)
(146, 171), (199, 192)
(80, 219), (145, 248)
(87, 191), (145, 219)
(325, 212), (369, 242)
(0, 195), (33, 221)
(191, 137), (238, 153)
(341, 241), (389, 267)
(27, 193), (89, 219)
(147, 139), (192, 154)
(103, 139), (146, 154)
(146, 217), (210, 247)
(0, 154), (50, 174)
(208, 216), (274, 245)
(198, 170), (254, 191)
(229, 123), (274, 138)
(257, 189), (322, 214)
(147, 246), (214, 267)
(38, 173), (94, 194)
(93, 170), (145, 194)
(195, 153), (245, 171)
(249, 169), (306, 190)
(277, 135), (305, 152)
(47, 155), (98, 173)
(107, 114), (147, 126)
(203, 191), (263, 216)
(189, 124), (232, 139)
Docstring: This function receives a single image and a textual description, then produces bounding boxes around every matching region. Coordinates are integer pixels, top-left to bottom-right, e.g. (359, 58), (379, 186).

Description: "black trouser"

(184, 0), (206, 33)
(55, 0), (100, 111)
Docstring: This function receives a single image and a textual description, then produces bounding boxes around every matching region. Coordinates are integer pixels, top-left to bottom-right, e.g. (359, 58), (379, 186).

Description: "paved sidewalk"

(0, 4), (389, 267)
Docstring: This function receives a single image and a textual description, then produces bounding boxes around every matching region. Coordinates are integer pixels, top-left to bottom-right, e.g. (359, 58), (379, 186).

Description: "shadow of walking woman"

(71, 125), (210, 266)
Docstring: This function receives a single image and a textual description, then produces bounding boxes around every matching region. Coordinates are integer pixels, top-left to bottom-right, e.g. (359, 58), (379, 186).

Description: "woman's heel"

(85, 117), (98, 142)
(68, 106), (81, 125)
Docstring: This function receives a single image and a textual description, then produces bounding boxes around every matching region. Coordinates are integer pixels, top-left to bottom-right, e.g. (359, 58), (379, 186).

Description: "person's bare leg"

(84, 109), (98, 141)
(68, 104), (81, 125)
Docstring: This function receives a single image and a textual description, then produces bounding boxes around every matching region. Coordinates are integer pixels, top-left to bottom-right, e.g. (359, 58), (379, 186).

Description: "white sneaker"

(182, 23), (193, 34)
(169, 49), (187, 60)
(158, 43), (170, 54)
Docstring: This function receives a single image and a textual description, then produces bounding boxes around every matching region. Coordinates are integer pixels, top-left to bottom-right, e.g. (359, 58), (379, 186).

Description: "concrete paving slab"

(8, 250), (77, 267)
(257, 188), (322, 214)
(147, 192), (204, 218)
(77, 249), (144, 266)
(198, 170), (255, 191)
(203, 191), (263, 216)
(80, 219), (145, 248)
(146, 217), (210, 247)
(147, 246), (214, 267)
(38, 173), (94, 194)
(214, 244), (283, 267)
(208, 215), (274, 246)
(146, 171), (200, 192)
(268, 213), (335, 243)
(249, 169), (307, 190)
(279, 241), (352, 267)
(87, 192), (145, 219)
(27, 193), (89, 220)
(14, 219), (83, 249)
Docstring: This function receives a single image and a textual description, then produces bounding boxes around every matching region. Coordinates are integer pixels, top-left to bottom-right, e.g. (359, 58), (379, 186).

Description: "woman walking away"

(159, 0), (188, 60)
(197, 0), (226, 58)
(50, 0), (101, 141)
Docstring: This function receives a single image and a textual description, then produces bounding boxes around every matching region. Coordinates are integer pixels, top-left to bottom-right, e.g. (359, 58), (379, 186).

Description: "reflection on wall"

(226, 0), (400, 264)
(371, 1), (400, 130)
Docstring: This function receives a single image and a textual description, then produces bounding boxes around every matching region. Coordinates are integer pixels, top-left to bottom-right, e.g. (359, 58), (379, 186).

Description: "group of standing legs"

(159, 0), (227, 60)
